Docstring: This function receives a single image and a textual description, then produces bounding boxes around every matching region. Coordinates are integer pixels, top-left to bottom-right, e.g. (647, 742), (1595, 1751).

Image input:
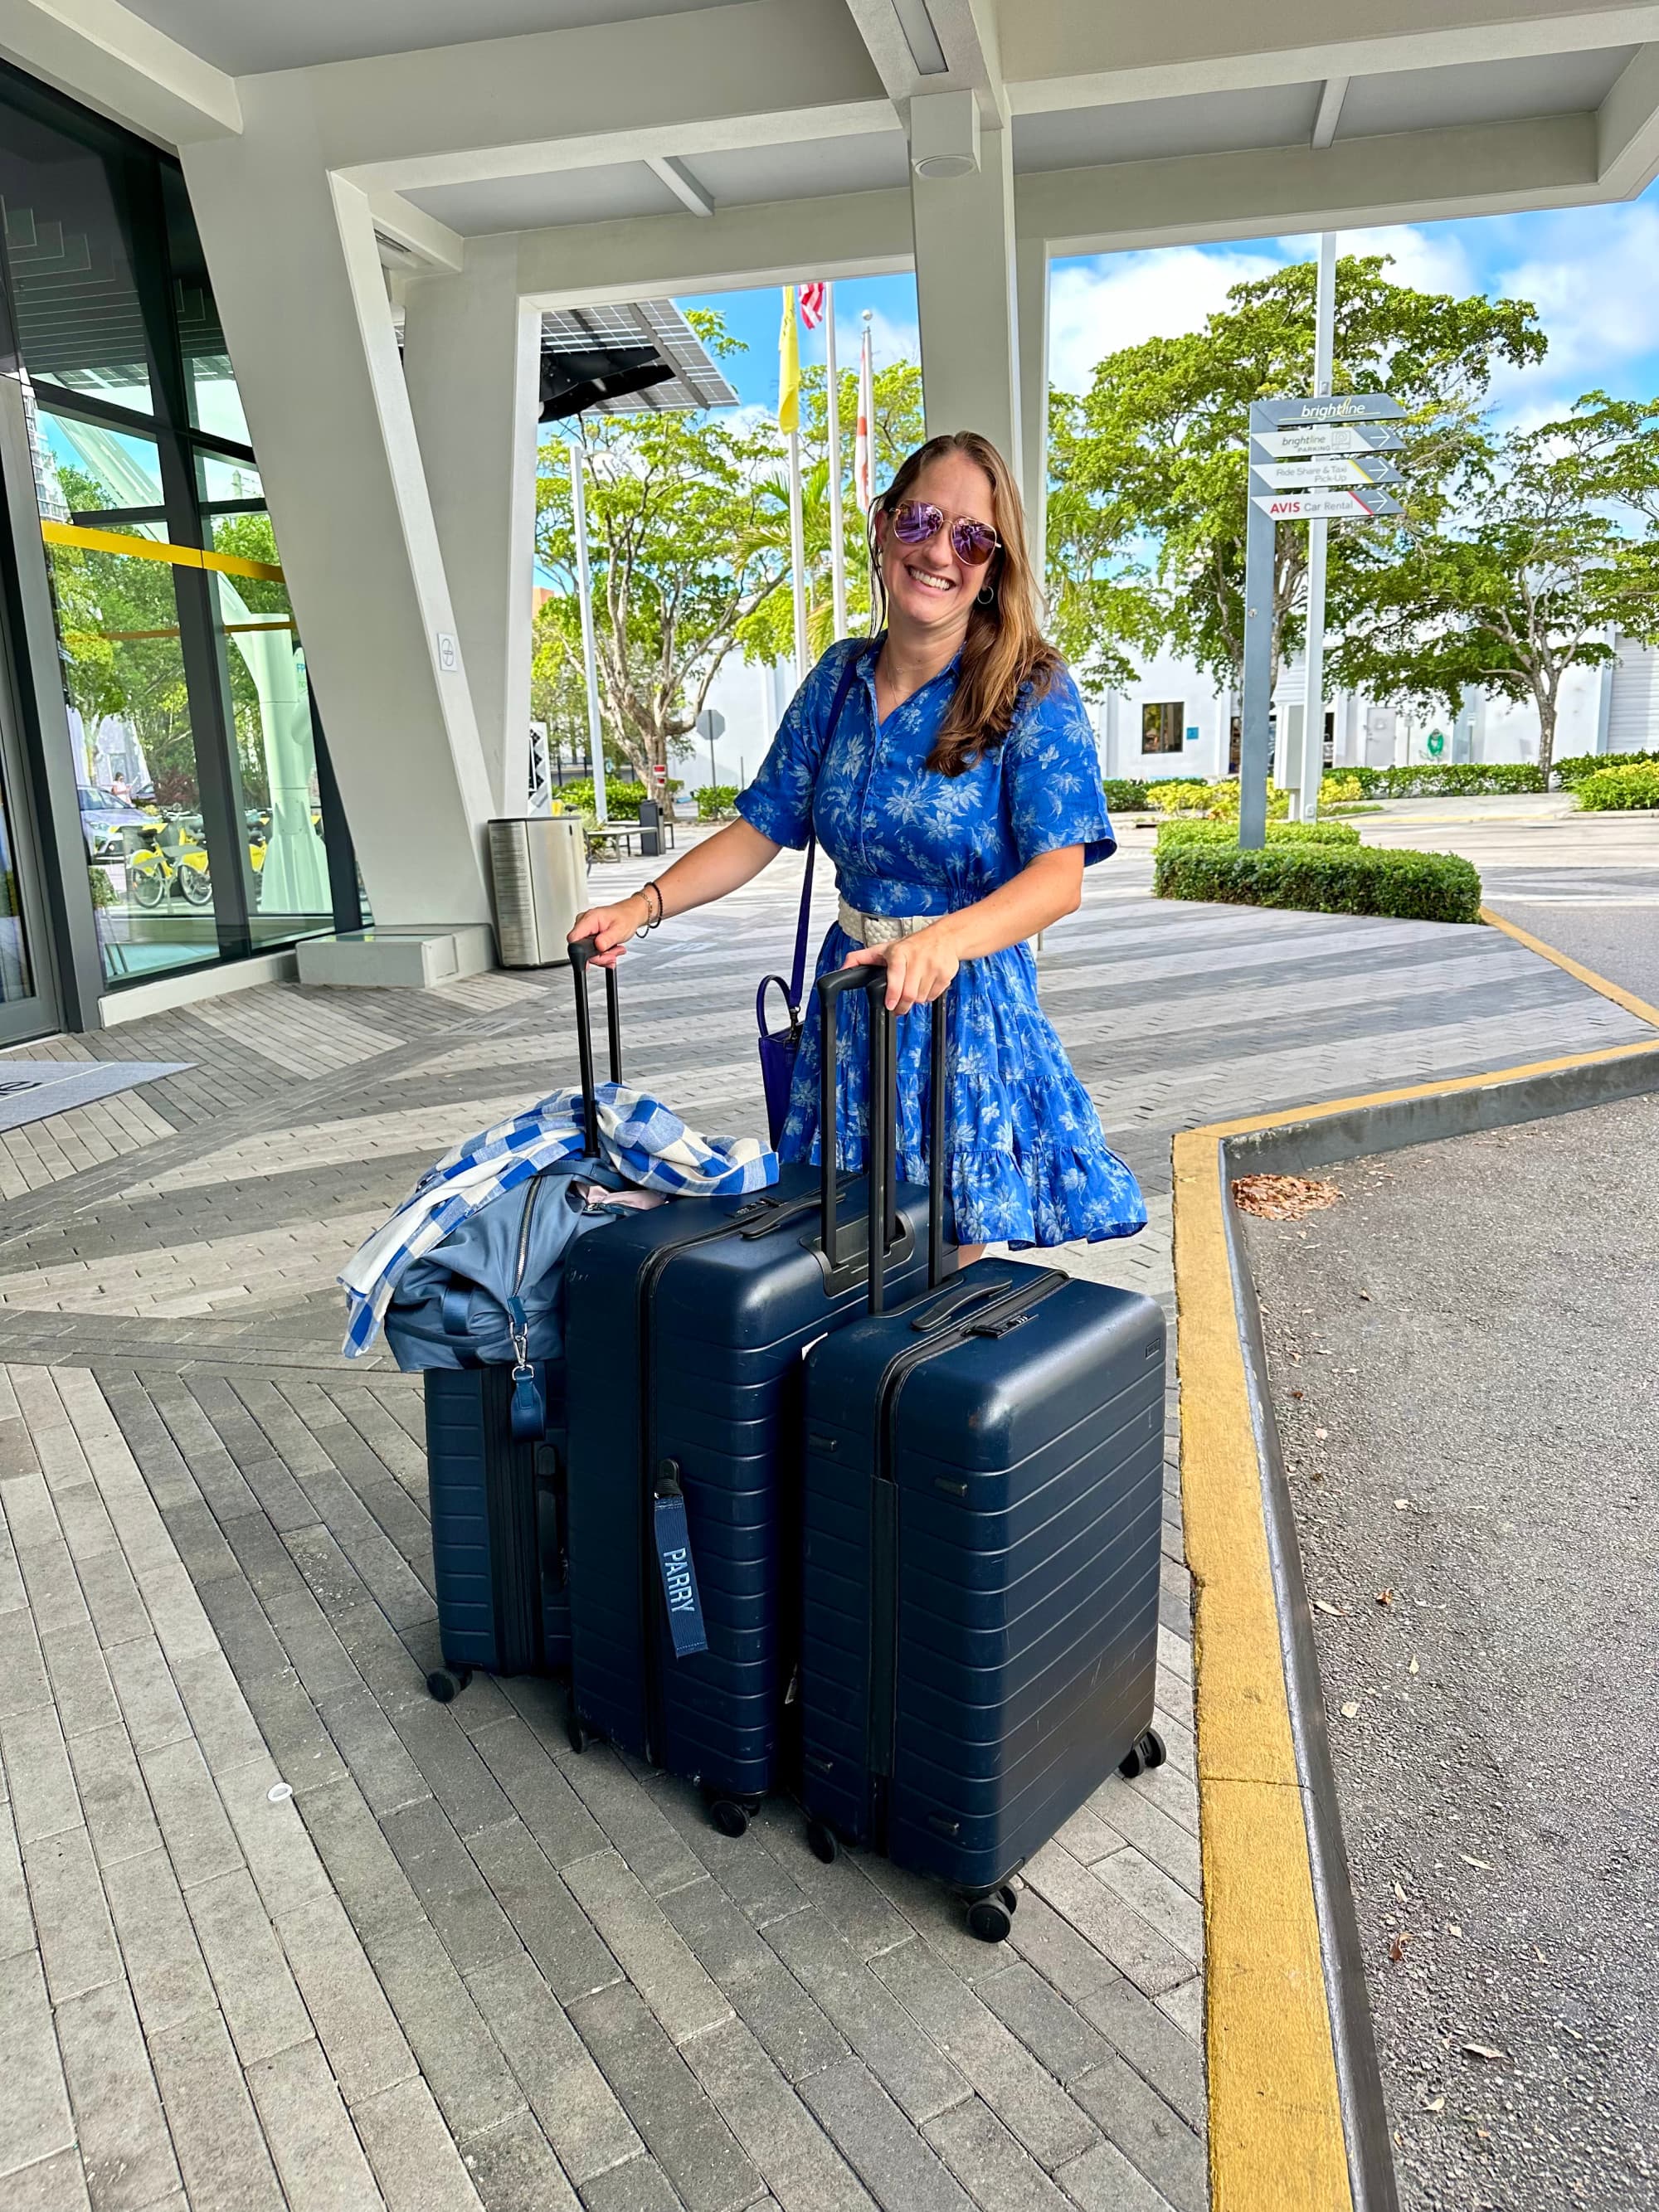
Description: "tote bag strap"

(786, 649), (863, 1017)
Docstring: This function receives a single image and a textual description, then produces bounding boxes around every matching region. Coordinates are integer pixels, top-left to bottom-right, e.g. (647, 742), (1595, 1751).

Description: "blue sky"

(679, 179), (1659, 430)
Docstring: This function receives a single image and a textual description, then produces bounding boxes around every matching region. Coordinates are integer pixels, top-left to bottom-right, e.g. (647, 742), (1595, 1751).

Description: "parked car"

(78, 787), (154, 858)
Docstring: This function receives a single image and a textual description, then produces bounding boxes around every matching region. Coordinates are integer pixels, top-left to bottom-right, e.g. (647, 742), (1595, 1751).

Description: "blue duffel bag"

(383, 1159), (629, 1437)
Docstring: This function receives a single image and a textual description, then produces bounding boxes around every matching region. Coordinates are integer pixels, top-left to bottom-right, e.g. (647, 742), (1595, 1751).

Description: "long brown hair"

(868, 430), (1061, 776)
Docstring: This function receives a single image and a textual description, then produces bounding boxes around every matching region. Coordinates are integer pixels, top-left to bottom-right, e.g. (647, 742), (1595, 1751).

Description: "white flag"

(854, 321), (874, 516)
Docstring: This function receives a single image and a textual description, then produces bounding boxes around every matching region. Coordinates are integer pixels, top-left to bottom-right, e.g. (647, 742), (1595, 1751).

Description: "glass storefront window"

(36, 405), (166, 530)
(0, 58), (357, 1017)
(0, 106), (153, 414)
(40, 525), (222, 982)
(207, 556), (333, 950)
(161, 164), (251, 448)
(0, 767), (36, 1004)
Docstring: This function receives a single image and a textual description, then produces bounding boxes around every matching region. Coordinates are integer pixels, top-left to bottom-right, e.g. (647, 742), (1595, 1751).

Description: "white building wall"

(1608, 642), (1659, 751)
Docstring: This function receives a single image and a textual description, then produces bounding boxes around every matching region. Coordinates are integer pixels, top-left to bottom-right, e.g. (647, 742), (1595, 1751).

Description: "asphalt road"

(1243, 1095), (1659, 2210)
(1484, 892), (1659, 1018)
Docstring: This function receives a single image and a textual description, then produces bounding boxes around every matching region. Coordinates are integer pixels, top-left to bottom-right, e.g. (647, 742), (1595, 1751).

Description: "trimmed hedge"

(1155, 840), (1482, 924)
(1156, 819), (1361, 850)
(1325, 762), (1543, 798)
(1576, 761), (1659, 810)
(1555, 749), (1659, 790)
(697, 783), (740, 820)
(1102, 777), (1151, 811)
(1146, 777), (1290, 821)
(554, 775), (684, 819)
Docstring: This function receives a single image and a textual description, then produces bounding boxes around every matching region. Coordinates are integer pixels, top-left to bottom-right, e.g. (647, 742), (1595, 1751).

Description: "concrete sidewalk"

(0, 846), (1652, 2211)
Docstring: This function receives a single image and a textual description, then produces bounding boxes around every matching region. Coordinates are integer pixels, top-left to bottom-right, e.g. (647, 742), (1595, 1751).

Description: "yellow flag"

(778, 284), (800, 435)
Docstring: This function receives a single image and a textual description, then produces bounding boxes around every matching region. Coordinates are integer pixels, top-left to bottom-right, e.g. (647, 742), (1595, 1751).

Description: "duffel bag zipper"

(864, 1269), (1070, 1850)
(506, 1169), (554, 1441)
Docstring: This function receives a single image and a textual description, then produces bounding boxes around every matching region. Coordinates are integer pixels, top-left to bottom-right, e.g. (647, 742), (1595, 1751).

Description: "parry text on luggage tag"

(653, 1459), (709, 1658)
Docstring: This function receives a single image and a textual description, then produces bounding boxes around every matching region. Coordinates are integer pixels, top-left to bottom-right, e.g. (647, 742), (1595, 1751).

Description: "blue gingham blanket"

(339, 1082), (776, 1359)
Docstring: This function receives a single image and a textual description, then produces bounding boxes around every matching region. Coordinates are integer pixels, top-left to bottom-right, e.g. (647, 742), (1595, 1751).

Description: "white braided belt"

(837, 897), (927, 947)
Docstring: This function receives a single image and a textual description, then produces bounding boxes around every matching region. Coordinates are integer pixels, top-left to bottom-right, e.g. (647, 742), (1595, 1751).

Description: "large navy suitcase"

(562, 948), (937, 1831)
(796, 967), (1169, 1939)
(420, 958), (626, 1704)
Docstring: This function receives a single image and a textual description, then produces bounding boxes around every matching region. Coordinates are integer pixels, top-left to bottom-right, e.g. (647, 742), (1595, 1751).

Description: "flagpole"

(787, 426), (810, 686)
(824, 282), (848, 640)
(569, 437), (608, 829)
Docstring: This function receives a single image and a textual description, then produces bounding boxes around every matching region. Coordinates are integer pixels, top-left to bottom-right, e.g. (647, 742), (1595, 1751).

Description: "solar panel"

(540, 299), (737, 415)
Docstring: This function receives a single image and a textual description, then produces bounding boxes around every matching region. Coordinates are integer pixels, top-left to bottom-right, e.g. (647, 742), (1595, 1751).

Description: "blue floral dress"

(737, 636), (1146, 1248)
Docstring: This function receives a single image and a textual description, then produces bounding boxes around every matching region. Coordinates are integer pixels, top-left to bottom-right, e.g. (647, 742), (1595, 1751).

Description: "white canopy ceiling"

(4, 0), (1657, 281)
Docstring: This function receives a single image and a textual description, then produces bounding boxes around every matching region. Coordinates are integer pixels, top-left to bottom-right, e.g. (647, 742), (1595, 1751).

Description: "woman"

(569, 429), (1144, 1259)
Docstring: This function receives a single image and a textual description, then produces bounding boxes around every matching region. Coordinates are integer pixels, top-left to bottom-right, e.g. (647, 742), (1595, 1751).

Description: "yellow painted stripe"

(1182, 1030), (1659, 2208)
(1174, 1128), (1352, 2211)
(41, 518), (285, 585)
(1478, 904), (1659, 1028)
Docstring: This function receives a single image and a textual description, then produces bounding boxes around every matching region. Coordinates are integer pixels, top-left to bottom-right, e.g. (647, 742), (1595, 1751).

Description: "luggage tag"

(653, 1459), (708, 1659)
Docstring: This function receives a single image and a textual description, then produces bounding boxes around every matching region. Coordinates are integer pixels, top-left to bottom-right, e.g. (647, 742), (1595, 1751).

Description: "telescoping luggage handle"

(568, 937), (624, 1159)
(815, 965), (951, 1315)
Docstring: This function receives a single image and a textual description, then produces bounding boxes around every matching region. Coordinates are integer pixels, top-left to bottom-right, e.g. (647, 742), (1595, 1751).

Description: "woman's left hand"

(844, 925), (961, 1017)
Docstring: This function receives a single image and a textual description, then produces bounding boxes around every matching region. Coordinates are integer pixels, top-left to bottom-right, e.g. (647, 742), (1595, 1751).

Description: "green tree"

(48, 464), (197, 802)
(1048, 254), (1546, 699)
(1329, 393), (1659, 781)
(534, 334), (797, 778)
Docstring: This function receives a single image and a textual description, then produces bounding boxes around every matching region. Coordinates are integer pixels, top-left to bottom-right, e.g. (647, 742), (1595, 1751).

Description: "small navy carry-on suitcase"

(562, 943), (937, 1831)
(418, 960), (627, 1704)
(797, 966), (1168, 1939)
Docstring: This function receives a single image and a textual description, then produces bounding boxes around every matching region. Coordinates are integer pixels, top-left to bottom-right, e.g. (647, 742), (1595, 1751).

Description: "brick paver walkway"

(1, 830), (1652, 2212)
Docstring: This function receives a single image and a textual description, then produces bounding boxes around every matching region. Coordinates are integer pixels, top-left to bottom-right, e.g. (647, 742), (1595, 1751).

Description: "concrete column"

(910, 116), (1021, 484)
(179, 75), (495, 931)
(403, 239), (541, 818)
(1015, 235), (1049, 566)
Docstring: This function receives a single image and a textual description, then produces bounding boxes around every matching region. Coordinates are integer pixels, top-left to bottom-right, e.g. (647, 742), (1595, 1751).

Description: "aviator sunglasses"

(888, 499), (1001, 567)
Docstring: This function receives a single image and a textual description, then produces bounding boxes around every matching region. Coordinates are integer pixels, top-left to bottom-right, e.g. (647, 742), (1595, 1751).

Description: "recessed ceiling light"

(889, 0), (947, 77)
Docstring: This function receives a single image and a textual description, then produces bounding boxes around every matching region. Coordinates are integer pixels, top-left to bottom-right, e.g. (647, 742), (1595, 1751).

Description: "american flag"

(798, 281), (825, 330)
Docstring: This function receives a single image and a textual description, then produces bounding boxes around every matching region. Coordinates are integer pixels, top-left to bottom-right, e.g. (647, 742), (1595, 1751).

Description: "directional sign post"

(1238, 394), (1405, 847)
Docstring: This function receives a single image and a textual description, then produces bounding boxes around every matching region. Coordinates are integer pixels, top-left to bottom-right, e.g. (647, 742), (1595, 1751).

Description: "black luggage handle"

(569, 938), (623, 1160)
(815, 963), (953, 1315)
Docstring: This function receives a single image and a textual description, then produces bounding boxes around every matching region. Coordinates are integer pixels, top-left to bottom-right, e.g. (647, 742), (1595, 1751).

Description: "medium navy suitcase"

(420, 957), (626, 1704)
(797, 967), (1168, 1939)
(423, 1366), (570, 1694)
(562, 946), (937, 1831)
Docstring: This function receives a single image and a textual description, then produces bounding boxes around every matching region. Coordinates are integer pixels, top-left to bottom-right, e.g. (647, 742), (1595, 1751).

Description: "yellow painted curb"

(1175, 1127), (1351, 2212)
(1179, 1018), (1659, 2208)
(1478, 905), (1659, 1029)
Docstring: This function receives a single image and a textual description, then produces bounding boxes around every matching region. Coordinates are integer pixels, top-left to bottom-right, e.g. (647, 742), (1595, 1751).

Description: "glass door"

(0, 683), (56, 1045)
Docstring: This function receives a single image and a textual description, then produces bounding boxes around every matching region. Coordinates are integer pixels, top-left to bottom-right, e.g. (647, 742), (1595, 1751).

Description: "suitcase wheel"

(426, 1667), (471, 1704)
(708, 1797), (752, 1839)
(805, 1819), (839, 1866)
(998, 1883), (1019, 1918)
(1117, 1728), (1167, 1782)
(966, 1895), (1013, 1945)
(562, 1691), (590, 1756)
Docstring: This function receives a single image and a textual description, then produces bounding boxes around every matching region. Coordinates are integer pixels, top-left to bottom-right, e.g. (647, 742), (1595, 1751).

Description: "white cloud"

(1298, 224), (1479, 299)
(1491, 201), (1659, 401)
(1047, 245), (1286, 392)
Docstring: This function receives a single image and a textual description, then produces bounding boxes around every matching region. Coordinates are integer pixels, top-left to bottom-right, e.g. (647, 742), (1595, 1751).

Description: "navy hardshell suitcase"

(421, 958), (626, 1704)
(797, 968), (1169, 1939)
(424, 1366), (570, 1695)
(562, 949), (937, 1831)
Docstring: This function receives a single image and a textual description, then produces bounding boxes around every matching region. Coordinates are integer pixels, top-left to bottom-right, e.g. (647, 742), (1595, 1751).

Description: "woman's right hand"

(568, 897), (649, 968)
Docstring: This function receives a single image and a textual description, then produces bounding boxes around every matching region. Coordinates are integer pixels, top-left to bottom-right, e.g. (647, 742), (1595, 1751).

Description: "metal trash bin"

(488, 815), (590, 967)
